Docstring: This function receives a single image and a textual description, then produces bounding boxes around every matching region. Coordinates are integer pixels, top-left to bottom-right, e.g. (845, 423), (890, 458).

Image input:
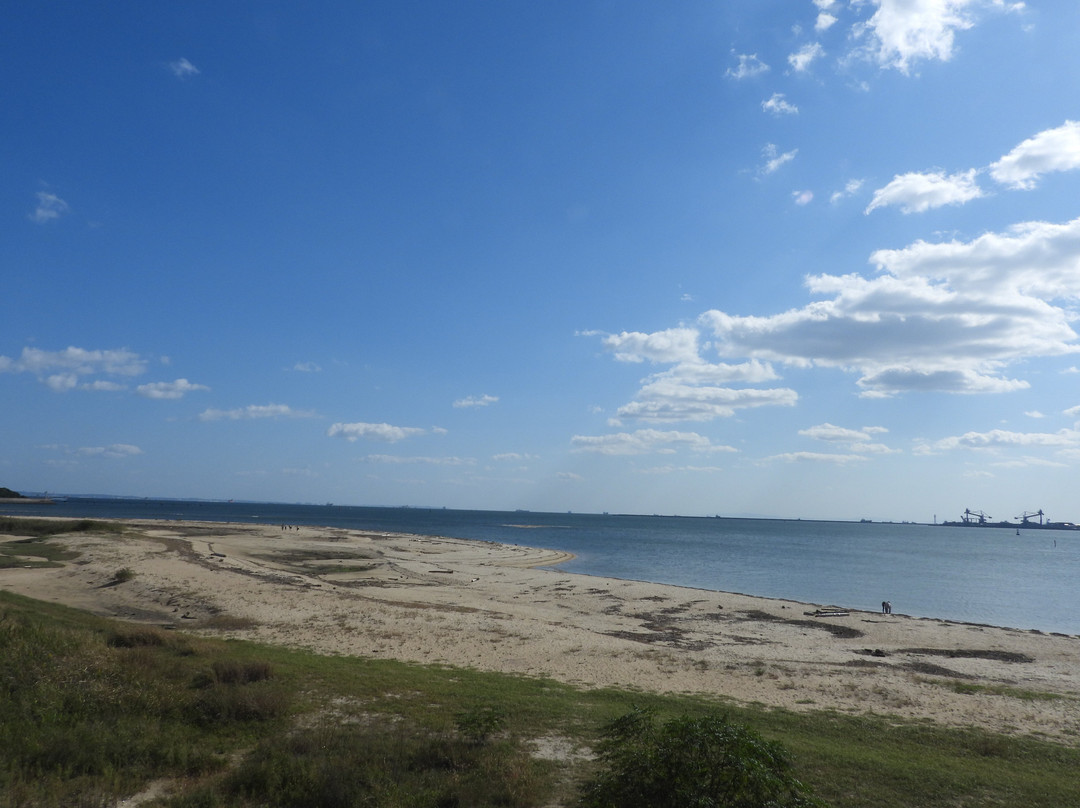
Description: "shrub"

(577, 707), (828, 808)
(455, 704), (507, 745)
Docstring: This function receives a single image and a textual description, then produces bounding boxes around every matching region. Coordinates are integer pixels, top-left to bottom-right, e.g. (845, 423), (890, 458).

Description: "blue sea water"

(4, 498), (1078, 635)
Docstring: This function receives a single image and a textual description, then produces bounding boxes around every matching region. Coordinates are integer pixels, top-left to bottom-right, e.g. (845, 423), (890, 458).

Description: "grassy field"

(2, 523), (1080, 807)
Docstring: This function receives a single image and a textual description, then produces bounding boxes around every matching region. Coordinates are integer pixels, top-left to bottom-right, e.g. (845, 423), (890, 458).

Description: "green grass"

(2, 589), (1080, 807)
(0, 517), (125, 569)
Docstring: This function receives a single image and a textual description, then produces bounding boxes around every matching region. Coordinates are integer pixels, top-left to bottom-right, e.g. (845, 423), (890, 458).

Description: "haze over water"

(6, 498), (1077, 636)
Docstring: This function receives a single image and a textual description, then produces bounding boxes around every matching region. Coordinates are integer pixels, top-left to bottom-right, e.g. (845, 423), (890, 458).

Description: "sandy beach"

(3, 518), (1079, 742)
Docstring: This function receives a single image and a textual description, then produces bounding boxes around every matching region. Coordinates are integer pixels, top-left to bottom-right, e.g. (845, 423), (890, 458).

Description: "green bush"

(455, 704), (507, 745)
(577, 707), (827, 808)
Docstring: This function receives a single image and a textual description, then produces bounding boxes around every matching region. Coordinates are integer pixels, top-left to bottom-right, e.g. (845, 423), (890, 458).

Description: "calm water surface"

(4, 498), (1077, 635)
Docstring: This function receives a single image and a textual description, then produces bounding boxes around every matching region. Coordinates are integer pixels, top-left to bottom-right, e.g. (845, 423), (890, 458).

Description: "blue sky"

(4, 1), (1080, 521)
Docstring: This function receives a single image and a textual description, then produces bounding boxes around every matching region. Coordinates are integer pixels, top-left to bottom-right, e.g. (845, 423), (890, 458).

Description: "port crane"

(1016, 509), (1046, 525)
(962, 508), (991, 525)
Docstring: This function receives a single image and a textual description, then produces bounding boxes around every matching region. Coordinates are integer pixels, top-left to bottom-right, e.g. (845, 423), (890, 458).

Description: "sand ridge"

(3, 519), (1079, 742)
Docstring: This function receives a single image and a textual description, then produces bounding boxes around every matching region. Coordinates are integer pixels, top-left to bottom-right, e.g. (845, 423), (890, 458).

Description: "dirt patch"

(903, 661), (974, 679)
(738, 609), (865, 639)
(899, 648), (1034, 663)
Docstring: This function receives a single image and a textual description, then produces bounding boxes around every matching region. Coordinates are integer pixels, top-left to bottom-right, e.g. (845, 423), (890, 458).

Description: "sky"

(4, 1), (1080, 522)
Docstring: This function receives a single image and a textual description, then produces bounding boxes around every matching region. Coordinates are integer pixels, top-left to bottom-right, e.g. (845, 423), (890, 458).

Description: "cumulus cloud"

(613, 380), (797, 424)
(586, 328), (699, 364)
(788, 42), (825, 72)
(799, 423), (888, 442)
(869, 215), (1080, 299)
(816, 12), (839, 32)
(327, 422), (429, 442)
(453, 394), (499, 408)
(865, 169), (983, 214)
(587, 328), (796, 426)
(726, 53), (769, 79)
(799, 422), (897, 454)
(793, 190), (814, 206)
(571, 429), (736, 456)
(169, 57), (200, 78)
(137, 378), (210, 400)
(924, 428), (1080, 452)
(989, 120), (1080, 190)
(853, 0), (975, 74)
(199, 403), (313, 421)
(1, 346), (149, 390)
(695, 214), (1080, 397)
(762, 93), (798, 115)
(29, 191), (69, 224)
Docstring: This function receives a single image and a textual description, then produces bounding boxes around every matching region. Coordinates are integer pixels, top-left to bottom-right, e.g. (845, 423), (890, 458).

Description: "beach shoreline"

(3, 517), (1079, 742)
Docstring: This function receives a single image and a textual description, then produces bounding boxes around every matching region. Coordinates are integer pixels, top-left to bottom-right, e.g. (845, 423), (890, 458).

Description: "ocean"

(4, 497), (1078, 635)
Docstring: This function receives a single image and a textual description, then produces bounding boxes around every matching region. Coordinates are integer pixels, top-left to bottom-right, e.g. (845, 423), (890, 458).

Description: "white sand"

(4, 519), (1079, 741)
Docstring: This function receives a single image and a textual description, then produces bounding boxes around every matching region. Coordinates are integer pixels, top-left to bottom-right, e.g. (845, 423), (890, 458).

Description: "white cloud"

(45, 373), (78, 392)
(612, 380), (798, 423)
(799, 423), (888, 442)
(869, 216), (1080, 300)
(853, 0), (976, 74)
(989, 120), (1080, 190)
(816, 12), (839, 32)
(800, 422), (898, 454)
(636, 464), (727, 474)
(831, 178), (865, 204)
(762, 92), (798, 115)
(761, 143), (798, 175)
(1, 346), (149, 390)
(29, 191), (69, 224)
(82, 380), (127, 392)
(926, 428), (1080, 452)
(290, 361), (322, 372)
(571, 429), (736, 456)
(453, 394), (499, 408)
(1025, 410), (1045, 419)
(327, 422), (428, 442)
(765, 451), (868, 464)
(589, 328), (699, 364)
(726, 53), (770, 79)
(699, 214), (1080, 397)
(199, 403), (314, 421)
(865, 169), (983, 214)
(169, 57), (200, 78)
(989, 455), (1068, 469)
(137, 378), (210, 400)
(788, 42), (825, 72)
(652, 359), (780, 386)
(361, 455), (476, 466)
(1065, 404), (1080, 417)
(75, 444), (143, 459)
(793, 190), (814, 206)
